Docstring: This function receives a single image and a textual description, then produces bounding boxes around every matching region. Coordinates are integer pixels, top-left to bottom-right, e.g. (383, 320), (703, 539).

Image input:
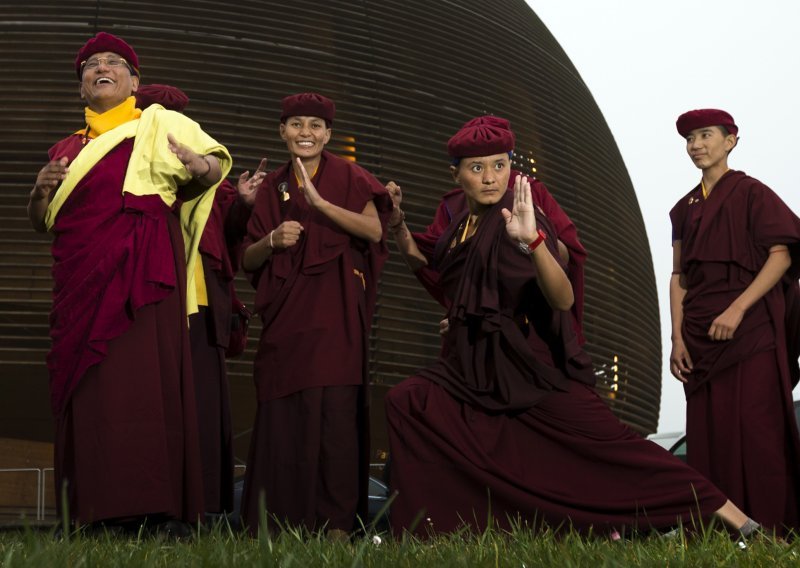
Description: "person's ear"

(450, 164), (459, 183)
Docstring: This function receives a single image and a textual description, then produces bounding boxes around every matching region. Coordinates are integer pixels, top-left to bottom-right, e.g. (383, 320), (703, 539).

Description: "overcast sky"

(525, 0), (800, 432)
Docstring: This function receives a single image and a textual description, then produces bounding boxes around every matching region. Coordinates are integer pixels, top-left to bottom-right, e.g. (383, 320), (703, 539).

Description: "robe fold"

(670, 169), (800, 533)
(184, 180), (250, 514)
(387, 189), (728, 536)
(241, 151), (391, 532)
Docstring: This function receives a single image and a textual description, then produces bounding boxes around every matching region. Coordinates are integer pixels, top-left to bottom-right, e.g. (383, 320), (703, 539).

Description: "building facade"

(0, 0), (662, 477)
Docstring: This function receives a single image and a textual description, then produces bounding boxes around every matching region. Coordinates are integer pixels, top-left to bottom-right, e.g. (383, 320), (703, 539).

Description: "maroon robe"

(186, 180), (251, 514)
(386, 189), (728, 536)
(241, 151), (392, 532)
(48, 134), (204, 523)
(413, 173), (587, 342)
(670, 169), (800, 534)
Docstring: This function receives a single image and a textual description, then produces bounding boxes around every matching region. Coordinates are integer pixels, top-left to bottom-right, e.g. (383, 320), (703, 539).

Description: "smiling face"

(79, 51), (139, 113)
(280, 116), (331, 161)
(451, 153), (511, 212)
(685, 126), (736, 171)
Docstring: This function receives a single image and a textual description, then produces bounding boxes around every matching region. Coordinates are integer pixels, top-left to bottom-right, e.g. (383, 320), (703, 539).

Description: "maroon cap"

(135, 84), (189, 112)
(676, 109), (738, 137)
(447, 118), (516, 158)
(280, 92), (335, 124)
(461, 115), (512, 131)
(75, 32), (139, 79)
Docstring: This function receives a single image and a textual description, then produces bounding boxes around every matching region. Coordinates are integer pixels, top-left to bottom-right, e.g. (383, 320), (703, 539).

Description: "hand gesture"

(669, 336), (693, 383)
(707, 304), (744, 341)
(167, 133), (207, 177)
(385, 181), (404, 226)
(237, 158), (267, 207)
(295, 157), (326, 209)
(32, 157), (69, 201)
(270, 220), (304, 249)
(386, 181), (402, 208)
(501, 175), (537, 243)
(439, 318), (450, 336)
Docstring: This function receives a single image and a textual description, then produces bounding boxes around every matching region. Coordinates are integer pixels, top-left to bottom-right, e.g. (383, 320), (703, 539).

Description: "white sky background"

(525, 0), (800, 433)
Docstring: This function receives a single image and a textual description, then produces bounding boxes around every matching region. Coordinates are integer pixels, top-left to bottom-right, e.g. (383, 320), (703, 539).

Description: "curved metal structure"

(0, 0), (662, 469)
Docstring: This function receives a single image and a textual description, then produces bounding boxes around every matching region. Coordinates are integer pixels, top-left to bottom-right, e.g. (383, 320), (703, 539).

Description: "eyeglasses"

(80, 56), (132, 73)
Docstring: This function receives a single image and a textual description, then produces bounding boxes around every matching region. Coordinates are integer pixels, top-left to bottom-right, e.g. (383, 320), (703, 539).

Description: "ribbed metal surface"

(0, 0), (662, 464)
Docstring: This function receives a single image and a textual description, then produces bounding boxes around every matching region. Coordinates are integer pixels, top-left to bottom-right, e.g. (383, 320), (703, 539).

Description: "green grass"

(0, 523), (798, 568)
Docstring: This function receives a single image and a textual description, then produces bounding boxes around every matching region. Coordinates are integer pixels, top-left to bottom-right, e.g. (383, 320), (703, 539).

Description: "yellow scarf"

(75, 96), (142, 139)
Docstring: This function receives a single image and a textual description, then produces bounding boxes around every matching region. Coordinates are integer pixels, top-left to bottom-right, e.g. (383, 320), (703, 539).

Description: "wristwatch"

(518, 229), (547, 254)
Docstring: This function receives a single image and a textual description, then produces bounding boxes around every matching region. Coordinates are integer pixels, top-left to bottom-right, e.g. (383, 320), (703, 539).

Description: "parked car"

(649, 400), (800, 463)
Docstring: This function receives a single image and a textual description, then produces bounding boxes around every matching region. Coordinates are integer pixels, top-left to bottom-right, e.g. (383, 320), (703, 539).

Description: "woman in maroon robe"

(27, 33), (230, 533)
(384, 118), (757, 537)
(241, 93), (392, 537)
(388, 116), (588, 343)
(669, 109), (800, 535)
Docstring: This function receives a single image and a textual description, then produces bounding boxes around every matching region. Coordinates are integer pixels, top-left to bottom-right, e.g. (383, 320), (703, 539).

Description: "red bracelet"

(526, 229), (547, 252)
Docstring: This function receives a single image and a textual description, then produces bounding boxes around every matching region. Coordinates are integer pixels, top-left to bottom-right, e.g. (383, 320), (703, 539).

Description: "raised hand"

(386, 181), (402, 208)
(385, 181), (404, 226)
(32, 157), (69, 201)
(237, 158), (268, 207)
(295, 157), (326, 209)
(167, 133), (209, 178)
(501, 175), (538, 243)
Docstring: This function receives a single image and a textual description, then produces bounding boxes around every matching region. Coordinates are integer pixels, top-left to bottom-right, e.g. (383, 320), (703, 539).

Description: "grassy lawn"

(0, 524), (798, 567)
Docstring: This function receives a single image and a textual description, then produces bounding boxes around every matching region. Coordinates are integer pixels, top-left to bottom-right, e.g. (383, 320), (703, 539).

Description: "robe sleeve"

(243, 173), (279, 289)
(746, 182), (800, 387)
(48, 135), (84, 163)
(412, 197), (454, 308)
(748, 183), (800, 278)
(532, 180), (586, 263)
(669, 198), (688, 243)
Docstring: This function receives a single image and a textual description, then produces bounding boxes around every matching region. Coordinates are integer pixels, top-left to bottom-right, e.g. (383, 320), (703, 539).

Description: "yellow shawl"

(45, 104), (232, 316)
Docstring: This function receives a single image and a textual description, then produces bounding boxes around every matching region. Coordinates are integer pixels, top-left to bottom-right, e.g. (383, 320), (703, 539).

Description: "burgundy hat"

(280, 92), (335, 124)
(676, 109), (738, 137)
(135, 84), (189, 112)
(461, 115), (512, 131)
(75, 32), (139, 79)
(447, 117), (516, 158)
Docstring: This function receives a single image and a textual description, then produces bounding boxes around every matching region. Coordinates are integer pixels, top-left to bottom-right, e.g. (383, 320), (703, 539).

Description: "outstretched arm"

(295, 158), (382, 243)
(385, 181), (428, 271)
(502, 175), (573, 311)
(167, 133), (222, 187)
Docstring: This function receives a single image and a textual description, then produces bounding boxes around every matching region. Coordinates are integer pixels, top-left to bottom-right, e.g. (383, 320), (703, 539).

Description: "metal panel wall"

(0, 0), (662, 464)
